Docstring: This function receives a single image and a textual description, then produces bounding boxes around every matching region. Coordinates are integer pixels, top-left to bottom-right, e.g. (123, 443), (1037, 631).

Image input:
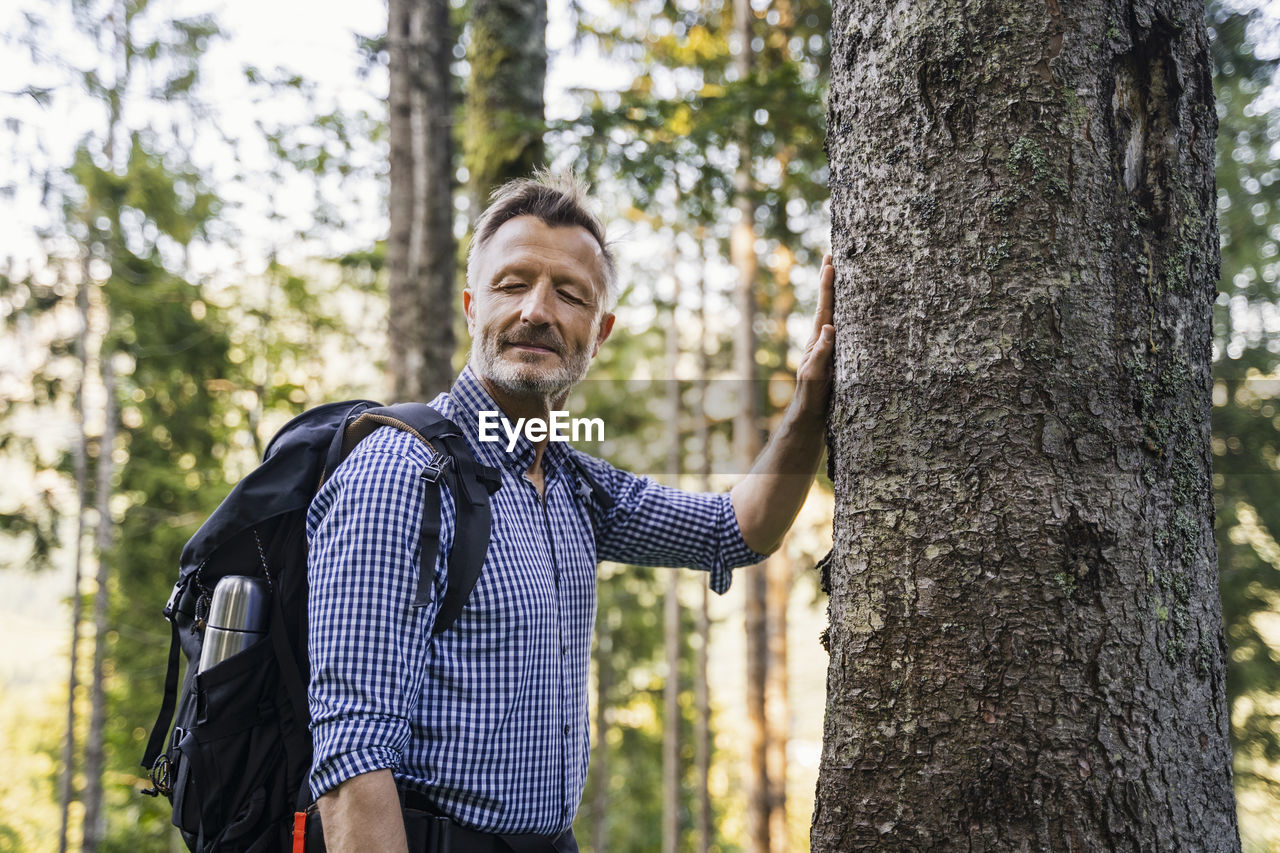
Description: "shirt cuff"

(309, 715), (409, 799)
(707, 493), (771, 595)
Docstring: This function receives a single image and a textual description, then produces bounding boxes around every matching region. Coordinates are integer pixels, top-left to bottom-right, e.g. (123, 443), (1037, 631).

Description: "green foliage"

(0, 1), (391, 848)
(557, 0), (829, 246)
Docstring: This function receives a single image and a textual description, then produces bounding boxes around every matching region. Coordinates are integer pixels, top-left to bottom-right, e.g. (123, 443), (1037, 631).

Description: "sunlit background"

(2, 0), (1279, 851)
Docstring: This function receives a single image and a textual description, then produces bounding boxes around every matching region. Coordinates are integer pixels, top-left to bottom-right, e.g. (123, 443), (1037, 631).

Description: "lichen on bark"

(463, 0), (547, 213)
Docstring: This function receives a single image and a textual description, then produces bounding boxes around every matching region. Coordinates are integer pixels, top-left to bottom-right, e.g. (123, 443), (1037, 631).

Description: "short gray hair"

(466, 170), (618, 311)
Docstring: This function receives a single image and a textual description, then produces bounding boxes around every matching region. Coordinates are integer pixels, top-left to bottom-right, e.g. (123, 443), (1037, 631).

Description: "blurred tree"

(663, 258), (682, 853)
(725, 4), (772, 849)
(815, 0), (1238, 849)
(0, 1), (377, 849)
(1207, 1), (1280, 843)
(58, 3), (233, 847)
(0, 3), (240, 850)
(388, 0), (457, 400)
(693, 236), (715, 853)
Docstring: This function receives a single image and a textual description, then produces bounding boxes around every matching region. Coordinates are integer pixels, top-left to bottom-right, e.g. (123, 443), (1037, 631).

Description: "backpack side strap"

(141, 615), (184, 774)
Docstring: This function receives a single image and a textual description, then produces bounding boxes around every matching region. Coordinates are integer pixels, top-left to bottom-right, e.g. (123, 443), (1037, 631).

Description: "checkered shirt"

(306, 365), (767, 834)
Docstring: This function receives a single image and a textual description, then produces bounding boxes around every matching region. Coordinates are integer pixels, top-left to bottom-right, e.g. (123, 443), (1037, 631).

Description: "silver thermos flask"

(198, 575), (270, 672)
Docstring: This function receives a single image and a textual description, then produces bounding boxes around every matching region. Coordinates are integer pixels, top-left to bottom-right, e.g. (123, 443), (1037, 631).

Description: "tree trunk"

(388, 0), (456, 401)
(731, 4), (771, 850)
(59, 262), (93, 853)
(765, 243), (796, 853)
(694, 584), (712, 853)
(813, 0), (1239, 849)
(82, 350), (116, 853)
(592, 627), (612, 853)
(764, 552), (789, 853)
(83, 5), (125, 846)
(694, 236), (713, 853)
(464, 0), (547, 213)
(663, 263), (682, 853)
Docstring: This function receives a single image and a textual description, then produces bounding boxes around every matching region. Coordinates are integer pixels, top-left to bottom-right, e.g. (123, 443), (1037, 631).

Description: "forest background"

(1, 0), (1278, 851)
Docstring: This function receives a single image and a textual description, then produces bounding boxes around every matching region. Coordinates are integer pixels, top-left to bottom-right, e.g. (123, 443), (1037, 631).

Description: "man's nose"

(518, 278), (556, 325)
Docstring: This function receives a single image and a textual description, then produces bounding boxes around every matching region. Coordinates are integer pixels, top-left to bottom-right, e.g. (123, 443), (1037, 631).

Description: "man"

(307, 172), (835, 852)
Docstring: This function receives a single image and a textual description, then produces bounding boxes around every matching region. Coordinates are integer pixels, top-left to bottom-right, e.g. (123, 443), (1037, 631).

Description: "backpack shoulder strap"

(341, 403), (503, 636)
(336, 403), (453, 461)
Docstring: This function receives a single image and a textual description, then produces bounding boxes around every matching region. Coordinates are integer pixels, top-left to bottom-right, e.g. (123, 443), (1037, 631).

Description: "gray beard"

(469, 330), (593, 401)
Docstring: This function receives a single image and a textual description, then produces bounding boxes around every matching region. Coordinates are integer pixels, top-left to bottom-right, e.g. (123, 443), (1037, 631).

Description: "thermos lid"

(206, 575), (271, 632)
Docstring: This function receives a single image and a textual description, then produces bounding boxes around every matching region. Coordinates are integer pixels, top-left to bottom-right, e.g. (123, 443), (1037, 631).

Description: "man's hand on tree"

(788, 252), (836, 430)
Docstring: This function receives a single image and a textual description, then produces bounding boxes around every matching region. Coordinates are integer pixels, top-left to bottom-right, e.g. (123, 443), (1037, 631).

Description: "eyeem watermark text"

(478, 411), (604, 452)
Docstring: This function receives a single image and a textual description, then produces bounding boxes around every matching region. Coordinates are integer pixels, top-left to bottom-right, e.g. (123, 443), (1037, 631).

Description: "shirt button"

(560, 646), (566, 655)
(563, 724), (570, 736)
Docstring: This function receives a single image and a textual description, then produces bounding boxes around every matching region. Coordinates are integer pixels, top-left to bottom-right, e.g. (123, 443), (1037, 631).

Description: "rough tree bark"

(813, 0), (1239, 849)
(387, 0), (456, 400)
(464, 0), (547, 213)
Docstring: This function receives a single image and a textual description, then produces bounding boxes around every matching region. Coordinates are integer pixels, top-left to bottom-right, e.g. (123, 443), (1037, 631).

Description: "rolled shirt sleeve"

(305, 432), (451, 799)
(572, 452), (770, 593)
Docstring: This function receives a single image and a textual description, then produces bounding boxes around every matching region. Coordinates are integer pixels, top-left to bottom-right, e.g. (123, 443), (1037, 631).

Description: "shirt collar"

(447, 365), (573, 478)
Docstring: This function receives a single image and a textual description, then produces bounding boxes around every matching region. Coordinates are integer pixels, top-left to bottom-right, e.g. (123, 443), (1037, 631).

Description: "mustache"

(499, 329), (563, 353)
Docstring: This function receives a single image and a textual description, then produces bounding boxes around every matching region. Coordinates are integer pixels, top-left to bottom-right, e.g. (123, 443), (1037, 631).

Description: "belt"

(302, 802), (577, 853)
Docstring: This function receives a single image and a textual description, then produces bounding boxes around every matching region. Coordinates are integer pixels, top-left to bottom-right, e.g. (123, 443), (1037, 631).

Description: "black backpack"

(139, 400), (505, 852)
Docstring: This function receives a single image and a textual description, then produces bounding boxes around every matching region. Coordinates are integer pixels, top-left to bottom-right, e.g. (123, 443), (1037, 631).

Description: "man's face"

(465, 215), (615, 400)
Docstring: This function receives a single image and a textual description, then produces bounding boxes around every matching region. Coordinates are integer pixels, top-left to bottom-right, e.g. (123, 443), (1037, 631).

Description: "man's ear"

(591, 312), (616, 358)
(462, 288), (475, 335)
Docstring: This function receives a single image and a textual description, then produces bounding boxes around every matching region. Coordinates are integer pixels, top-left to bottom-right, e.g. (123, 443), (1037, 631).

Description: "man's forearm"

(317, 769), (408, 853)
(729, 407), (825, 555)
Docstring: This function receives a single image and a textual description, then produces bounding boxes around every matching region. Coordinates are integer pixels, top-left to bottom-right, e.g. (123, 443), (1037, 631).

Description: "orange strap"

(292, 812), (307, 853)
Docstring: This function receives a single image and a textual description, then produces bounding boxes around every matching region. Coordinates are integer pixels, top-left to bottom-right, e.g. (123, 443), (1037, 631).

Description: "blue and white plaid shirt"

(306, 366), (766, 835)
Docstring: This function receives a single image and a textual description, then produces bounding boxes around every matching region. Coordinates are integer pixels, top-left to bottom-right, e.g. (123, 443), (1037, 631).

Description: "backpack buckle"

(162, 578), (186, 620)
(420, 451), (451, 484)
